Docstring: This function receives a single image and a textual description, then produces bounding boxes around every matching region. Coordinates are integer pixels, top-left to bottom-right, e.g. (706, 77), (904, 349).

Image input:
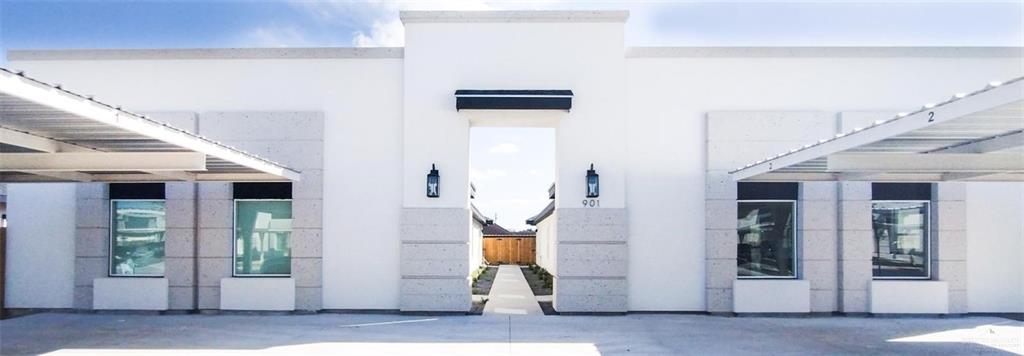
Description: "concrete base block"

(93, 278), (169, 311)
(220, 278), (295, 311)
(733, 279), (810, 313)
(870, 281), (949, 314)
(399, 279), (471, 313)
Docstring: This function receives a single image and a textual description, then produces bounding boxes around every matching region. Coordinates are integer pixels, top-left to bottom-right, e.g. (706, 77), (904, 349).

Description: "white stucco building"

(1, 11), (1021, 315)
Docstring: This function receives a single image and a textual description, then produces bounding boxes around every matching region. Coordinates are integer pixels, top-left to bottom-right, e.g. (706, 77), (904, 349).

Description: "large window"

(110, 200), (166, 276)
(234, 200), (292, 276)
(738, 201), (797, 278)
(872, 201), (930, 279)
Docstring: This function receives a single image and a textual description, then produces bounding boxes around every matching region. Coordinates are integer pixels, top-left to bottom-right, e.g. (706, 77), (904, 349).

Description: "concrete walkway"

(483, 265), (543, 316)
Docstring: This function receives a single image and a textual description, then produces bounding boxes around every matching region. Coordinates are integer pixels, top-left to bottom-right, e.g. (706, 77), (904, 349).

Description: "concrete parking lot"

(1, 312), (1021, 355)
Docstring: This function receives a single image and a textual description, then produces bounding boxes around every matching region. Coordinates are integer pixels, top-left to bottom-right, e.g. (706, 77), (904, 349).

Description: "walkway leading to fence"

(483, 265), (543, 316)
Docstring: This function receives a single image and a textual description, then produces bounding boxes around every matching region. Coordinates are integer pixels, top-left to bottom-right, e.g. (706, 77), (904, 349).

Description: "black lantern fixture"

(586, 163), (599, 198)
(426, 164), (440, 198)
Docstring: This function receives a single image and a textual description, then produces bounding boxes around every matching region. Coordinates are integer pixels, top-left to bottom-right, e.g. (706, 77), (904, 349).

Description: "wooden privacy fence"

(483, 236), (535, 265)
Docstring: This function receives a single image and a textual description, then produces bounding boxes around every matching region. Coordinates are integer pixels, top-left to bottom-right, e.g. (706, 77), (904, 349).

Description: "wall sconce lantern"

(586, 163), (599, 198)
(426, 164), (440, 198)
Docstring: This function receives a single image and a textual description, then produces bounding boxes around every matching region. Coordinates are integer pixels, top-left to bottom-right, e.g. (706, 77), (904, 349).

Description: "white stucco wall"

(4, 183), (76, 308)
(966, 182), (1024, 312)
(534, 212), (557, 272)
(10, 54), (405, 310)
(626, 52), (1023, 311)
(470, 219), (484, 271)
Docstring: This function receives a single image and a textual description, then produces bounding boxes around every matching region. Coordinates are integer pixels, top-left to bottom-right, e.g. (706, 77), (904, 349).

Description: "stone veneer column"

(704, 172), (737, 313)
(553, 208), (628, 313)
(195, 182), (233, 310)
(165, 182), (197, 310)
(400, 208), (471, 312)
(73, 183), (109, 309)
(837, 182), (872, 313)
(799, 182), (839, 312)
(932, 183), (968, 314)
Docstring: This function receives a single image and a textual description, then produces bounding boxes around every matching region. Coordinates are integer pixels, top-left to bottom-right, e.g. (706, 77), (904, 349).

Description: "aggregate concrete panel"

(197, 182), (232, 200)
(198, 258), (231, 287)
(76, 183), (108, 199)
(198, 112), (324, 142)
(291, 228), (323, 258)
(840, 289), (869, 313)
(802, 259), (838, 290)
(935, 229), (967, 261)
(293, 169), (323, 199)
(800, 229), (837, 261)
(295, 287), (322, 311)
(557, 243), (627, 261)
(705, 259), (737, 289)
(164, 228), (195, 258)
(555, 223), (628, 242)
(934, 201), (967, 232)
(934, 182), (967, 201)
(948, 289), (968, 314)
(705, 229), (738, 259)
(292, 258), (323, 288)
(197, 199), (233, 228)
(400, 292), (471, 312)
(401, 243), (470, 260)
(839, 201), (872, 230)
(75, 228), (107, 258)
(144, 112), (198, 133)
(75, 199), (109, 228)
(292, 199), (323, 229)
(839, 259), (872, 291)
(164, 199), (196, 229)
(707, 141), (819, 170)
(168, 286), (195, 310)
(73, 286), (93, 309)
(557, 208), (627, 226)
(810, 289), (838, 312)
(401, 225), (471, 242)
(198, 228), (232, 258)
(400, 208), (469, 226)
(197, 286), (219, 309)
(707, 111), (834, 143)
(400, 277), (470, 295)
(870, 281), (949, 314)
(75, 257), (107, 287)
(164, 257), (195, 287)
(554, 294), (628, 313)
(705, 200), (738, 230)
(799, 200), (837, 229)
(705, 173), (737, 200)
(557, 258), (628, 278)
(937, 261), (968, 290)
(706, 288), (732, 313)
(165, 182), (196, 201)
(555, 278), (628, 296)
(401, 258), (470, 277)
(838, 182), (871, 201)
(221, 140), (324, 170)
(838, 229), (874, 261)
(800, 182), (837, 201)
(93, 278), (169, 311)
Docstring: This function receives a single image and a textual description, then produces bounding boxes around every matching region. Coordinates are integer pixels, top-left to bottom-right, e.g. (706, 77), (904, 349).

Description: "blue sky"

(2, 0), (1021, 229)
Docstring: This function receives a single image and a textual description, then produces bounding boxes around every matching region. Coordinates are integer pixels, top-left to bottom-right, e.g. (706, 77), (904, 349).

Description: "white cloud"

(488, 143), (520, 154)
(353, 18), (405, 47)
(470, 168), (508, 181)
(242, 25), (312, 47)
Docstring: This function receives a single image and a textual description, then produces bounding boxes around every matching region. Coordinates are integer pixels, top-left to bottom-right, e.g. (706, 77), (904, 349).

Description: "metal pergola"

(0, 68), (300, 182)
(731, 77), (1024, 182)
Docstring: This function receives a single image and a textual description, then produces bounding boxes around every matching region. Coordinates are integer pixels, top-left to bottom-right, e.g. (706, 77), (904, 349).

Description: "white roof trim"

(0, 68), (301, 181)
(731, 76), (1024, 182)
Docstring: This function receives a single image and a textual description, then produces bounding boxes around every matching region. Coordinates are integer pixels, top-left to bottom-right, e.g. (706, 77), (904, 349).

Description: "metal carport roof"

(731, 77), (1024, 182)
(0, 68), (301, 182)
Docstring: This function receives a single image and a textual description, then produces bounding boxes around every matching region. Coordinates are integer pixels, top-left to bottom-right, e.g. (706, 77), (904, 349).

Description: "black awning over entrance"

(455, 89), (573, 111)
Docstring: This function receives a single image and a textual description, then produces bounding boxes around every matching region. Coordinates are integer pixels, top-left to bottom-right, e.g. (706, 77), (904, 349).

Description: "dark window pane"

(872, 201), (929, 278)
(235, 200), (292, 275)
(110, 200), (166, 276)
(737, 201), (796, 277)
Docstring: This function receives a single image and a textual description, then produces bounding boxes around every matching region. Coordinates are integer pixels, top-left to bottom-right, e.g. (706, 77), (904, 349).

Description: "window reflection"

(110, 200), (166, 276)
(737, 201), (796, 278)
(872, 201), (929, 278)
(235, 200), (292, 275)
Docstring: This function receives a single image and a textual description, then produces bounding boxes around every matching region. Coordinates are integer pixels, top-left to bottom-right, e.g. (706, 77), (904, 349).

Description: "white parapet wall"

(870, 281), (949, 314)
(220, 278), (296, 311)
(93, 278), (169, 311)
(733, 279), (811, 313)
